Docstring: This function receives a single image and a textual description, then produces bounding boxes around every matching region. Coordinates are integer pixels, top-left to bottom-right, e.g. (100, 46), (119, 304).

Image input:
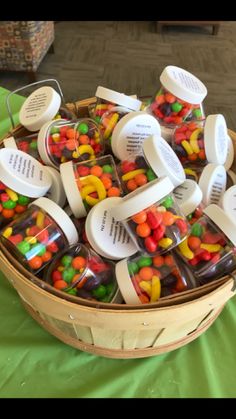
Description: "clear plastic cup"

(115, 251), (196, 304)
(110, 177), (189, 256)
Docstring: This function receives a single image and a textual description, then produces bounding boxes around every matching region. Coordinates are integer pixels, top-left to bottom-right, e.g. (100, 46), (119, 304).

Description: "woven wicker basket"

(0, 97), (236, 359)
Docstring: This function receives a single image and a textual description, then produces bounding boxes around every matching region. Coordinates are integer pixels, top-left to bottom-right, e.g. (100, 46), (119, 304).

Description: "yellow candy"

(81, 185), (96, 199)
(139, 281), (152, 297)
(181, 140), (194, 155)
(150, 276), (161, 302)
(72, 151), (79, 159)
(85, 196), (99, 206)
(61, 156), (67, 163)
(36, 211), (45, 229)
(122, 169), (146, 182)
(25, 236), (37, 244)
(184, 168), (198, 181)
(57, 265), (65, 272)
(5, 188), (18, 202)
(158, 238), (173, 248)
(2, 227), (12, 238)
(81, 175), (106, 202)
(104, 113), (119, 140)
(78, 144), (95, 157)
(200, 243), (222, 253)
(189, 128), (202, 153)
(52, 133), (60, 142)
(95, 104), (109, 111)
(178, 239), (194, 259)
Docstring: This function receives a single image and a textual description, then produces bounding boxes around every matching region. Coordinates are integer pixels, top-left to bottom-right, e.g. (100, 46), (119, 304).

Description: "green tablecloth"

(0, 87), (26, 140)
(1, 86), (236, 398)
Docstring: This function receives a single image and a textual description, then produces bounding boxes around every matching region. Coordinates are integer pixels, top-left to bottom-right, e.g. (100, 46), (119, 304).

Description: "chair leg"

(27, 71), (37, 83)
(212, 24), (220, 35)
(48, 43), (55, 54)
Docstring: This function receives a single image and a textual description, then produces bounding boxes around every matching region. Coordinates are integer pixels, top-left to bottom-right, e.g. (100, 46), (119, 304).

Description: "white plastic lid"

(115, 259), (141, 305)
(203, 204), (236, 246)
(222, 186), (236, 226)
(111, 111), (161, 160)
(3, 136), (17, 149)
(111, 177), (174, 222)
(44, 166), (67, 207)
(37, 118), (68, 168)
(224, 135), (234, 170)
(0, 148), (52, 198)
(19, 86), (61, 132)
(60, 161), (87, 219)
(227, 170), (236, 185)
(160, 66), (207, 104)
(31, 197), (78, 245)
(95, 86), (142, 111)
(85, 197), (138, 260)
(143, 135), (186, 187)
(173, 179), (203, 216)
(204, 114), (228, 165)
(198, 164), (226, 206)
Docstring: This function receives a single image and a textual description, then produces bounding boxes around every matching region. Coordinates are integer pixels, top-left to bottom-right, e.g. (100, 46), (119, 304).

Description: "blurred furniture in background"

(0, 21), (55, 82)
(157, 21), (221, 35)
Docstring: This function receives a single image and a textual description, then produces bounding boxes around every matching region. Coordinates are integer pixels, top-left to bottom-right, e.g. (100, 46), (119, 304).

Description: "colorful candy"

(3, 133), (43, 162)
(46, 244), (118, 302)
(177, 205), (236, 282)
(118, 156), (157, 193)
(0, 182), (31, 228)
(0, 197), (78, 273)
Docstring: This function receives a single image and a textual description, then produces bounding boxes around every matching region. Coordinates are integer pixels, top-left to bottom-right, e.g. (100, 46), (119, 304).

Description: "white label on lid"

(158, 138), (184, 176)
(217, 123), (228, 156)
(208, 175), (225, 205)
(171, 68), (204, 94)
(23, 91), (51, 120)
(8, 152), (43, 182)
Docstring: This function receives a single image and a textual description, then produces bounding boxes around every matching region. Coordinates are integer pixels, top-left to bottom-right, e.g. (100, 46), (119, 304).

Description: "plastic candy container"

(117, 134), (186, 194)
(172, 115), (228, 167)
(60, 155), (122, 218)
(45, 243), (121, 303)
(0, 197), (78, 274)
(177, 204), (236, 282)
(37, 118), (104, 169)
(92, 86), (141, 124)
(110, 177), (189, 256)
(0, 148), (52, 228)
(173, 180), (204, 225)
(148, 66), (207, 141)
(3, 133), (41, 162)
(115, 251), (196, 304)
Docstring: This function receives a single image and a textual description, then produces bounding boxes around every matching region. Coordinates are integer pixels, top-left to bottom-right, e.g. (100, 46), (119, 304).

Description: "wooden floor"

(1, 21), (236, 131)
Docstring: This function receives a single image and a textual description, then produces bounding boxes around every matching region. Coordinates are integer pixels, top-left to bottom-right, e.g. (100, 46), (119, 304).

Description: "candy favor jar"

(37, 118), (104, 168)
(92, 86), (142, 123)
(110, 177), (189, 256)
(45, 243), (122, 303)
(117, 134), (186, 194)
(0, 148), (52, 228)
(172, 115), (228, 167)
(0, 197), (78, 274)
(115, 251), (196, 304)
(148, 66), (207, 142)
(60, 155), (122, 218)
(3, 133), (41, 162)
(177, 204), (236, 283)
(173, 180), (204, 225)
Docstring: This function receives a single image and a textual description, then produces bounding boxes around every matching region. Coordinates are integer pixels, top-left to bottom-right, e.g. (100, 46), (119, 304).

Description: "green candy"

(187, 213), (193, 221)
(62, 267), (76, 283)
(95, 116), (101, 124)
(61, 254), (73, 267)
(128, 262), (139, 275)
(100, 295), (112, 302)
(30, 141), (38, 150)
(18, 195), (30, 206)
(102, 165), (113, 174)
(17, 241), (30, 255)
(3, 200), (16, 209)
(146, 168), (157, 182)
(106, 282), (115, 295)
(50, 126), (60, 135)
(31, 243), (46, 256)
(191, 223), (203, 237)
(137, 256), (152, 268)
(193, 108), (202, 118)
(171, 102), (183, 113)
(67, 288), (77, 295)
(162, 195), (174, 209)
(77, 122), (88, 134)
(92, 285), (107, 299)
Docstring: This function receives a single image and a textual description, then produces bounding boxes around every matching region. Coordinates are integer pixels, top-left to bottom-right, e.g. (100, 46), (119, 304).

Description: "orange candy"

(132, 211), (147, 224)
(164, 254), (175, 267)
(41, 251), (52, 263)
(66, 139), (78, 151)
(54, 280), (68, 290)
(162, 211), (175, 226)
(101, 176), (112, 190)
(126, 179), (138, 191)
(153, 255), (165, 267)
(72, 256), (86, 270)
(107, 187), (121, 197)
(15, 205), (27, 214)
(134, 173), (148, 187)
(66, 128), (79, 140)
(28, 256), (43, 270)
(198, 149), (206, 160)
(188, 236), (201, 250)
(2, 209), (15, 218)
(79, 135), (90, 145)
(136, 222), (151, 238)
(139, 267), (153, 281)
(90, 165), (103, 177)
(188, 153), (198, 161)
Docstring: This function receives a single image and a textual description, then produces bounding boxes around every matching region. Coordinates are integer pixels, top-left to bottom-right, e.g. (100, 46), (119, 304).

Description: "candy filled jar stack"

(0, 68), (236, 312)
